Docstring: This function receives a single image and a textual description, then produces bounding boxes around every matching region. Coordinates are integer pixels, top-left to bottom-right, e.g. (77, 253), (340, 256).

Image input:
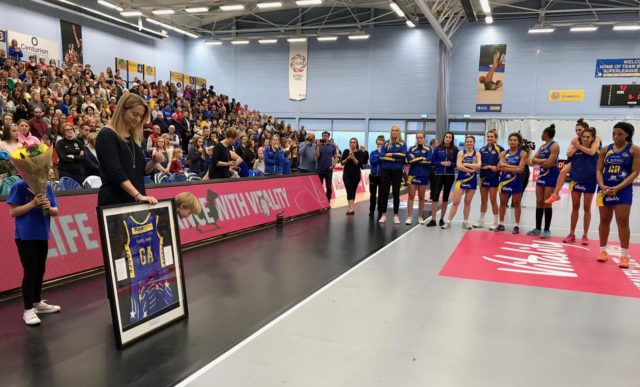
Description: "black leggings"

(16, 240), (49, 310)
(343, 172), (361, 201)
(380, 169), (403, 214)
(369, 175), (381, 213)
(431, 174), (455, 202)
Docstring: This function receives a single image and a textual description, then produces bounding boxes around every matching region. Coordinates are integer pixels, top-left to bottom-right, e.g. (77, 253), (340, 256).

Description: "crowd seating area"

(0, 50), (328, 195)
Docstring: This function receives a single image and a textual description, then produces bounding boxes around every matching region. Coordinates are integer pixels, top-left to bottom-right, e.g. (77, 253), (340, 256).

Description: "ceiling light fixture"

(258, 38), (278, 44)
(220, 4), (245, 11)
(485, 15), (493, 24)
(120, 10), (143, 17)
(205, 40), (223, 45)
(570, 25), (597, 32)
(185, 7), (209, 13)
(97, 0), (123, 12)
(389, 2), (405, 18)
(406, 19), (416, 28)
(479, 0), (491, 14)
(528, 26), (555, 34)
(231, 39), (250, 45)
(348, 33), (370, 40)
(257, 2), (283, 8)
(287, 37), (307, 42)
(317, 36), (338, 41)
(295, 0), (323, 6)
(613, 24), (640, 31)
(152, 9), (175, 15)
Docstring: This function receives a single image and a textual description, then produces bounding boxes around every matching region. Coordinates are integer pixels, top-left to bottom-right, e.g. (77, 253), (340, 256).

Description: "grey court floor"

(179, 188), (640, 387)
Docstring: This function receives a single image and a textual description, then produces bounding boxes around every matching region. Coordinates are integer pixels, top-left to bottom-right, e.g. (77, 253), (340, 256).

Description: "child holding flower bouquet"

(8, 142), (61, 326)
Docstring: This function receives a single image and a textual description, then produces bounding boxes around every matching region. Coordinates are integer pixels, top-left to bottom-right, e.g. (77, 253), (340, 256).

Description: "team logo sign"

(290, 54), (307, 73)
(440, 231), (640, 298)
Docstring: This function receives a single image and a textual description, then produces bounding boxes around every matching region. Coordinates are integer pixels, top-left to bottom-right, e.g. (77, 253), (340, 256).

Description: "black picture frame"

(97, 199), (188, 349)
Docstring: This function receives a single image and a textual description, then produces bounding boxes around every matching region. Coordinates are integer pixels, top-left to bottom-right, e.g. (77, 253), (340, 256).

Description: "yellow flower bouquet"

(10, 143), (54, 215)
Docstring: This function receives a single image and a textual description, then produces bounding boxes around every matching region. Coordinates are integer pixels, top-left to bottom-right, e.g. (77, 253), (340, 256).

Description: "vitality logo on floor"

(439, 231), (640, 298)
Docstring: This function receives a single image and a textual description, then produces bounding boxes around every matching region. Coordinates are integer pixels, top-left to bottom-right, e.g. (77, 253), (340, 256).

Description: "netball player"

(546, 118), (601, 204)
(474, 129), (503, 230)
(378, 125), (407, 224)
(528, 124), (560, 239)
(596, 122), (640, 268)
(427, 132), (458, 227)
(563, 127), (598, 245)
(405, 132), (432, 225)
(495, 133), (527, 233)
(442, 136), (481, 229)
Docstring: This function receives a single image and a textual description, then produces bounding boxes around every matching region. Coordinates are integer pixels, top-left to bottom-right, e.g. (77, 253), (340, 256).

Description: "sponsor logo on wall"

(476, 44), (507, 113)
(548, 89), (585, 102)
(7, 30), (61, 61)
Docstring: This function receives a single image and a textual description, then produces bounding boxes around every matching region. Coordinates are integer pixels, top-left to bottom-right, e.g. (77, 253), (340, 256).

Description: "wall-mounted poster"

(7, 30), (61, 62)
(144, 65), (156, 80)
(97, 200), (188, 349)
(595, 59), (640, 78)
(289, 40), (308, 101)
(60, 20), (82, 65)
(116, 57), (127, 71)
(476, 44), (507, 113)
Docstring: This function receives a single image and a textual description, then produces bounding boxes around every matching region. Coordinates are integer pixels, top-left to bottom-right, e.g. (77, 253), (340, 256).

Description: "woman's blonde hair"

(108, 93), (149, 145)
(389, 125), (403, 144)
(87, 132), (98, 146)
(172, 147), (183, 160)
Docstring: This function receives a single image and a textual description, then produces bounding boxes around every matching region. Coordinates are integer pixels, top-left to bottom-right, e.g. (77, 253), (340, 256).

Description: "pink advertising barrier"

(0, 175), (329, 294)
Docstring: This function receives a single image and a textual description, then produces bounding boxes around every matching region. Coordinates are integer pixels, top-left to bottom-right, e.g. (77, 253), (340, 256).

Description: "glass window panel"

(406, 121), (423, 132)
(333, 119), (366, 132)
(454, 134), (467, 148)
(424, 121), (436, 133)
(426, 133), (438, 147)
(332, 131), (365, 153)
(300, 119), (331, 135)
(406, 134), (417, 146)
(472, 134), (486, 150)
(369, 120), (405, 132)
(468, 121), (486, 133)
(449, 121), (467, 133)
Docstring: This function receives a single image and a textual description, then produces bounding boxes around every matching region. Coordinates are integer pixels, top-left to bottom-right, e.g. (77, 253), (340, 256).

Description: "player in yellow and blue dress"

(474, 129), (504, 230)
(529, 124), (560, 239)
(405, 132), (432, 225)
(495, 133), (527, 234)
(562, 127), (599, 245)
(596, 122), (640, 269)
(442, 136), (481, 230)
(123, 212), (174, 323)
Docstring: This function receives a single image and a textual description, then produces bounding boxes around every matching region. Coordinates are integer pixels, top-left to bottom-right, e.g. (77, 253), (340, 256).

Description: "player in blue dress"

(596, 122), (640, 269)
(442, 136), (481, 230)
(496, 133), (527, 234)
(563, 127), (598, 245)
(529, 124), (560, 239)
(546, 118), (601, 204)
(474, 129), (504, 230)
(124, 212), (174, 323)
(405, 132), (432, 225)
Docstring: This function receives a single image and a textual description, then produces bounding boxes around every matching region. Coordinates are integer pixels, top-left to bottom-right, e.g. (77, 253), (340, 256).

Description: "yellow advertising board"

(548, 89), (585, 102)
(128, 60), (143, 74)
(170, 71), (184, 85)
(196, 77), (206, 87)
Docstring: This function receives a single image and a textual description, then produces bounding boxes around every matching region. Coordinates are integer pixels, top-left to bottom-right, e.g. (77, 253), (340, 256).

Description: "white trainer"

(418, 216), (425, 225)
(441, 221), (451, 229)
(488, 223), (499, 231)
(34, 300), (61, 314)
(405, 217), (412, 225)
(473, 220), (484, 228)
(462, 222), (472, 230)
(23, 309), (41, 326)
(378, 214), (387, 224)
(393, 215), (400, 224)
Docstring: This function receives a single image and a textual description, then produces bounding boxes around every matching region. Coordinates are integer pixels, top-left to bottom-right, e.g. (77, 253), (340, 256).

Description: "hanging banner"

(196, 77), (206, 87)
(288, 40), (308, 101)
(170, 71), (184, 85)
(476, 43), (507, 113)
(60, 20), (83, 65)
(144, 65), (156, 79)
(548, 89), (585, 102)
(7, 30), (61, 62)
(595, 59), (640, 78)
(128, 60), (143, 78)
(116, 57), (128, 71)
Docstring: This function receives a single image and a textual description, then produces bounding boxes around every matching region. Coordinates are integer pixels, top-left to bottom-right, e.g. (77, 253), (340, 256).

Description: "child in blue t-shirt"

(7, 180), (61, 326)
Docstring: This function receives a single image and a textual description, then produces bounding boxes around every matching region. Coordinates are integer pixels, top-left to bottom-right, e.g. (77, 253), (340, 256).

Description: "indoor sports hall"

(0, 0), (639, 386)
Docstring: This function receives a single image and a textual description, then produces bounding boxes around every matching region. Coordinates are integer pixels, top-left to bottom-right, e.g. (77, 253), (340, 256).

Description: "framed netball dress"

(97, 199), (188, 349)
